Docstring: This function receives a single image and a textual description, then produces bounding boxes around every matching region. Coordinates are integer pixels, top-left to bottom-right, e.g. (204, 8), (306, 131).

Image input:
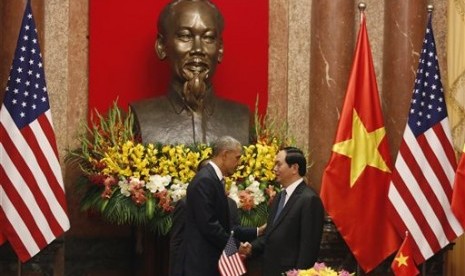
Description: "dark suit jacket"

(170, 190), (257, 275)
(251, 181), (324, 276)
(169, 198), (188, 276)
(228, 198), (257, 243)
(182, 164), (230, 276)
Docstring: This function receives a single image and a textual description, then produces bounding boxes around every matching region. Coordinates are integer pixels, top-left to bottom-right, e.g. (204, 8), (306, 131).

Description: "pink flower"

(128, 179), (147, 205)
(100, 176), (118, 199)
(338, 270), (352, 276)
(239, 190), (255, 211)
(285, 269), (299, 276)
(265, 185), (277, 205)
(313, 262), (327, 270)
(154, 190), (174, 213)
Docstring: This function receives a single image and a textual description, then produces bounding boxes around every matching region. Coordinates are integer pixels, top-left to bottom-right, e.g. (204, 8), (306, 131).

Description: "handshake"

(238, 223), (266, 257)
(238, 242), (252, 257)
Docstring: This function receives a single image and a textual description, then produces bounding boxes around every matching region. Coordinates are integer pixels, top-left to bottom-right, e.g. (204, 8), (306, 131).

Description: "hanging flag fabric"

(452, 144), (465, 228)
(218, 234), (246, 276)
(388, 14), (463, 265)
(320, 12), (400, 273)
(391, 232), (420, 276)
(0, 1), (70, 262)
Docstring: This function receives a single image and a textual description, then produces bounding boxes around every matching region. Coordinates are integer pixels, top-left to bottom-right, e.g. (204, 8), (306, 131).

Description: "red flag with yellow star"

(320, 12), (401, 272)
(452, 144), (465, 229)
(391, 232), (419, 276)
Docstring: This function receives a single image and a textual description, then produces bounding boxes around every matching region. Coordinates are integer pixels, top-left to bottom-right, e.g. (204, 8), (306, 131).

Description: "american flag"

(218, 235), (246, 276)
(0, 1), (70, 262)
(388, 15), (463, 264)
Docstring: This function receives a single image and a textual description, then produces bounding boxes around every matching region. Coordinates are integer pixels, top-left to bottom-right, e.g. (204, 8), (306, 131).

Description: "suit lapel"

(205, 163), (230, 230)
(268, 182), (305, 232)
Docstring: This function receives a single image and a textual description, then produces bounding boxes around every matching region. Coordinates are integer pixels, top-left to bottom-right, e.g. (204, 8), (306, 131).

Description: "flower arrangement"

(66, 102), (291, 234)
(284, 262), (354, 276)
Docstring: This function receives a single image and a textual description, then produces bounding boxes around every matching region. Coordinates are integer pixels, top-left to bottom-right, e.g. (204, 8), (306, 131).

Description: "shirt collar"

(208, 160), (223, 181)
(282, 178), (303, 201)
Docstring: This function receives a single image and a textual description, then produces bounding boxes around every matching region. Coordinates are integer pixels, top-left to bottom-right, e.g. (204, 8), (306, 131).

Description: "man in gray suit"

(240, 147), (325, 276)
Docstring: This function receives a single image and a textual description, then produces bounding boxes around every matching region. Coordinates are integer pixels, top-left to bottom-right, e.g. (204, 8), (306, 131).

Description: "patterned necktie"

(273, 190), (287, 223)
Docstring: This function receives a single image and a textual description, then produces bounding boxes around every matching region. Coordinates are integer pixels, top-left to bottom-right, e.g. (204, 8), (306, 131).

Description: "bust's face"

(160, 1), (223, 85)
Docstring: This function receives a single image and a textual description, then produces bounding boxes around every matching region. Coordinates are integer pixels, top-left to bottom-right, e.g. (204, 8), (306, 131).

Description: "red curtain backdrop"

(89, 0), (269, 116)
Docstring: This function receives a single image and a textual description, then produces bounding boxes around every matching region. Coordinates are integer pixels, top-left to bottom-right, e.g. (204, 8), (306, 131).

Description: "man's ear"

(217, 41), (224, 63)
(291, 163), (299, 174)
(156, 34), (167, 60)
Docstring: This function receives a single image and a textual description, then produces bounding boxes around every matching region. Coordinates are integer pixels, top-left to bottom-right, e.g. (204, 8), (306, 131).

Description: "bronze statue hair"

(157, 0), (225, 37)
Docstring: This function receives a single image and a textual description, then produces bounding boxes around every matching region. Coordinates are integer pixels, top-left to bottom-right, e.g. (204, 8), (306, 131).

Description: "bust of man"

(130, 0), (250, 145)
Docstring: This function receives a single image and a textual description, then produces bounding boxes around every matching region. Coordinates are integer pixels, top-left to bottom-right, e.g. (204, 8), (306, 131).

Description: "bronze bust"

(130, 0), (250, 145)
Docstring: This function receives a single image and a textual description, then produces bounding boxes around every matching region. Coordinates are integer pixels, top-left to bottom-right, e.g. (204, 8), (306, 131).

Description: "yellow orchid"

(66, 102), (298, 234)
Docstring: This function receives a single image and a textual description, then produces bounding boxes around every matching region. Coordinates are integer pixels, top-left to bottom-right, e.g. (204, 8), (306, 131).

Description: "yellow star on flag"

(394, 252), (409, 267)
(332, 109), (390, 187)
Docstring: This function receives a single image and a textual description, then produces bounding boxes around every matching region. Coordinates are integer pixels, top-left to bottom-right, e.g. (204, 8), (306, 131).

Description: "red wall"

(89, 0), (269, 116)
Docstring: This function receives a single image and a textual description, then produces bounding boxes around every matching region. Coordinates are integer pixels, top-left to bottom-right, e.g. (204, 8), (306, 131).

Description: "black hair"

(283, 147), (306, 176)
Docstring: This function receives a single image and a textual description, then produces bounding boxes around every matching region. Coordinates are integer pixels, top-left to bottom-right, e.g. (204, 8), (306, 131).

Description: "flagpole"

(356, 3), (365, 273)
(353, 3), (366, 274)
(17, 258), (21, 276)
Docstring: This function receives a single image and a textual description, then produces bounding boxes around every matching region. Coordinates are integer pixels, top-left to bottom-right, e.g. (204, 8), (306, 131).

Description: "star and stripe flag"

(387, 14), (464, 265)
(321, 8), (465, 273)
(0, 0), (69, 262)
(218, 234), (246, 276)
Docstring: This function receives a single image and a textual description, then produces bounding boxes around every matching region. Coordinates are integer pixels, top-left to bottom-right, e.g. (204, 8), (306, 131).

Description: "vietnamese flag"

(320, 12), (401, 272)
(391, 232), (419, 276)
(452, 144), (465, 229)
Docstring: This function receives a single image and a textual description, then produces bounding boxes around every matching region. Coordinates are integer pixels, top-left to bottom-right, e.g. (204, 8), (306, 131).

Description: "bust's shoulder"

(130, 96), (171, 110)
(213, 97), (250, 115)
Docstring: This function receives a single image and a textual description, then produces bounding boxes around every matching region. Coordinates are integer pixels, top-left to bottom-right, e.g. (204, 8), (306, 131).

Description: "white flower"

(246, 178), (265, 205)
(146, 174), (171, 193)
(228, 181), (241, 207)
(118, 178), (130, 197)
(169, 179), (188, 202)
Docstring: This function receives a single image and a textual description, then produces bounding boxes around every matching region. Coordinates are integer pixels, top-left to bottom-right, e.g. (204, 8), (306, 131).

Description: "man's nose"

(191, 36), (203, 54)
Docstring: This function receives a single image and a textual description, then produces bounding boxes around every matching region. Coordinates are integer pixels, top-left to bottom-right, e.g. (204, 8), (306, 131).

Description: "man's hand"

(239, 242), (252, 257)
(258, 223), (267, 236)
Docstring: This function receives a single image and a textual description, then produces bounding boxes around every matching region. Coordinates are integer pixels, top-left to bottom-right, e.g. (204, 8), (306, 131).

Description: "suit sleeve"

(188, 176), (229, 250)
(297, 193), (324, 268)
(169, 199), (186, 274)
(228, 198), (258, 242)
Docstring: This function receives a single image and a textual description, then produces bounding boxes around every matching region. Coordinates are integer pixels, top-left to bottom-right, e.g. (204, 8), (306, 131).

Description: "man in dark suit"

(240, 147), (325, 276)
(182, 136), (243, 276)
(170, 157), (264, 275)
(169, 196), (261, 276)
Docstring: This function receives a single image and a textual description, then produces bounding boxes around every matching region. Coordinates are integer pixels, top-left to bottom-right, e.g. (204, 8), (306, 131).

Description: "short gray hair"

(211, 136), (241, 157)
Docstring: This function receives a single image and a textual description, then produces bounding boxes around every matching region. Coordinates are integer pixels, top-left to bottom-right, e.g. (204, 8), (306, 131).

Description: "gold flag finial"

(427, 4), (434, 13)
